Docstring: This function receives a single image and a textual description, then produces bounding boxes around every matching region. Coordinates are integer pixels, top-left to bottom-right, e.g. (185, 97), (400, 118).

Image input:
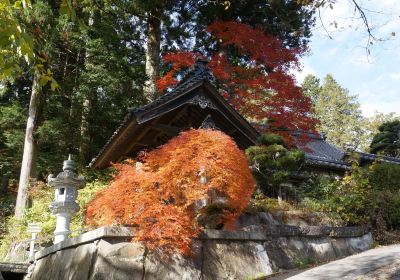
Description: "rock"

(31, 243), (96, 280)
(307, 238), (336, 261)
(236, 212), (281, 229)
(258, 212), (280, 226)
(89, 240), (144, 280)
(144, 251), (201, 280)
(202, 240), (273, 280)
(331, 238), (351, 258)
(347, 233), (373, 253)
(264, 238), (297, 270)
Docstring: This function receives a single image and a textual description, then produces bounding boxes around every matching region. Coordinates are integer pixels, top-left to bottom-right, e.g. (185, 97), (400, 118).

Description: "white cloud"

(361, 101), (399, 117)
(312, 0), (400, 49)
(355, 74), (400, 117)
(299, 0), (400, 118)
(389, 73), (400, 82)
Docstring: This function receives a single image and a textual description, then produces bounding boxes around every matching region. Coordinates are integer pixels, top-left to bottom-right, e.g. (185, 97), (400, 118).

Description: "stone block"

(89, 240), (144, 280)
(144, 249), (202, 280)
(264, 238), (296, 270)
(202, 240), (273, 280)
(331, 238), (351, 258)
(347, 233), (373, 253)
(307, 238), (336, 261)
(31, 243), (96, 280)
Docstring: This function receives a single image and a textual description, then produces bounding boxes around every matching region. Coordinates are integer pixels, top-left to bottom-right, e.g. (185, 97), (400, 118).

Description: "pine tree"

(246, 133), (305, 199)
(302, 74), (365, 151)
(370, 120), (400, 157)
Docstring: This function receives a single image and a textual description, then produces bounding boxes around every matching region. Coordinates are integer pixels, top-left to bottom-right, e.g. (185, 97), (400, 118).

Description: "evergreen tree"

(361, 112), (399, 152)
(192, 0), (315, 54)
(302, 74), (365, 151)
(1, 0), (148, 216)
(246, 133), (305, 199)
(370, 120), (400, 157)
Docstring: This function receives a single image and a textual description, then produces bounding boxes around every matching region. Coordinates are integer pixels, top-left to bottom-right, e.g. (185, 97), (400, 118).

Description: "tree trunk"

(79, 97), (91, 164)
(1, 174), (9, 194)
(15, 70), (41, 218)
(143, 14), (161, 102)
(79, 15), (94, 165)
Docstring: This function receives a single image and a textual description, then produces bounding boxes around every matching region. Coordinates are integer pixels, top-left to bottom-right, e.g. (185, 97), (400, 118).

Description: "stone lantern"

(48, 155), (85, 244)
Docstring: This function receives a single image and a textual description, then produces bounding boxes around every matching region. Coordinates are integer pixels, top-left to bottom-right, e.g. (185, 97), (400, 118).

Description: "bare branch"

(318, 7), (333, 39)
(350, 0), (377, 42)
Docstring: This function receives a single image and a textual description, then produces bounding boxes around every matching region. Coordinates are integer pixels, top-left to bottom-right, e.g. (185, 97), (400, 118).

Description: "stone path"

(274, 244), (400, 280)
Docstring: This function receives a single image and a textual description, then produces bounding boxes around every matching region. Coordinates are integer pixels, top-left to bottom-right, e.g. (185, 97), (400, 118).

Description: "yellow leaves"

(223, 1), (231, 10)
(33, 66), (59, 91)
(0, 0), (62, 92)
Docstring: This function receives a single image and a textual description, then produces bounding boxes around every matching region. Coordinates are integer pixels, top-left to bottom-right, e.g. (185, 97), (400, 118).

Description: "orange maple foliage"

(157, 21), (318, 139)
(85, 129), (256, 256)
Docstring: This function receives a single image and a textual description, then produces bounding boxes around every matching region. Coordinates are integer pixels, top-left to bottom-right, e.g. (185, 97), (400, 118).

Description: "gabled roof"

(90, 60), (260, 169)
(90, 60), (400, 171)
(293, 132), (351, 171)
(294, 132), (400, 172)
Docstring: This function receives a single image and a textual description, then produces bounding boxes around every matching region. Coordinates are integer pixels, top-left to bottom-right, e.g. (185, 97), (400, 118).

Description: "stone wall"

(26, 225), (373, 280)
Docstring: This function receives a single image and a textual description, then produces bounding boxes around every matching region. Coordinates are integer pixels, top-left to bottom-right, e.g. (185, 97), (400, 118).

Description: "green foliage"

(299, 164), (372, 226)
(368, 189), (400, 232)
(299, 174), (339, 204)
(257, 133), (285, 146)
(70, 180), (109, 234)
(0, 188), (17, 237)
(294, 256), (316, 268)
(0, 0), (147, 183)
(370, 120), (400, 157)
(246, 193), (292, 214)
(0, 102), (26, 177)
(368, 162), (400, 191)
(302, 74), (399, 152)
(0, 0), (35, 81)
(300, 161), (400, 228)
(0, 179), (108, 261)
(382, 192), (400, 229)
(302, 74), (366, 151)
(246, 133), (305, 197)
(366, 162), (400, 230)
(194, 0), (315, 52)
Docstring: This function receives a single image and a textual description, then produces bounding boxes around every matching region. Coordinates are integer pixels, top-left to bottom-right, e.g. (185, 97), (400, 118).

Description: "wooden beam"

(152, 106), (188, 142)
(152, 123), (181, 136)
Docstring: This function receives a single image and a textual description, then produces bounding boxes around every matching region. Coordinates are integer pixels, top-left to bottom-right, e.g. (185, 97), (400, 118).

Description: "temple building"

(89, 60), (400, 174)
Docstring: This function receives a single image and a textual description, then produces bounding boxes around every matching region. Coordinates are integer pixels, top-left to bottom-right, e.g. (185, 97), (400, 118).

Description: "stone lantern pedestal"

(48, 155), (85, 244)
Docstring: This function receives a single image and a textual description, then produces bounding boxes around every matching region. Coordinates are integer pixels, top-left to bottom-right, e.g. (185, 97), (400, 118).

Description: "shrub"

(382, 192), (400, 229)
(299, 163), (372, 226)
(85, 129), (256, 256)
(0, 186), (17, 237)
(368, 162), (400, 191)
(246, 193), (292, 213)
(299, 174), (339, 200)
(246, 133), (305, 197)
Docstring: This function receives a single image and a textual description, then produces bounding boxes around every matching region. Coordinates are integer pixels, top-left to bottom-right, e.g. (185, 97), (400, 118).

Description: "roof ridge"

(130, 60), (215, 116)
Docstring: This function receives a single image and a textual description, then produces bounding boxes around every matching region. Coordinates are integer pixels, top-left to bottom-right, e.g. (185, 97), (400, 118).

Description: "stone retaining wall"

(26, 225), (373, 280)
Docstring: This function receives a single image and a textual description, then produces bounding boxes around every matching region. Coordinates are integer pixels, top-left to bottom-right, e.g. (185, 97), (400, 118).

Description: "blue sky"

(294, 0), (400, 117)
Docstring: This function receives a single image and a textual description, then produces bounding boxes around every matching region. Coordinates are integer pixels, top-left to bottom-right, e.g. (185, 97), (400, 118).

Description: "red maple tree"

(157, 21), (317, 140)
(85, 129), (255, 256)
